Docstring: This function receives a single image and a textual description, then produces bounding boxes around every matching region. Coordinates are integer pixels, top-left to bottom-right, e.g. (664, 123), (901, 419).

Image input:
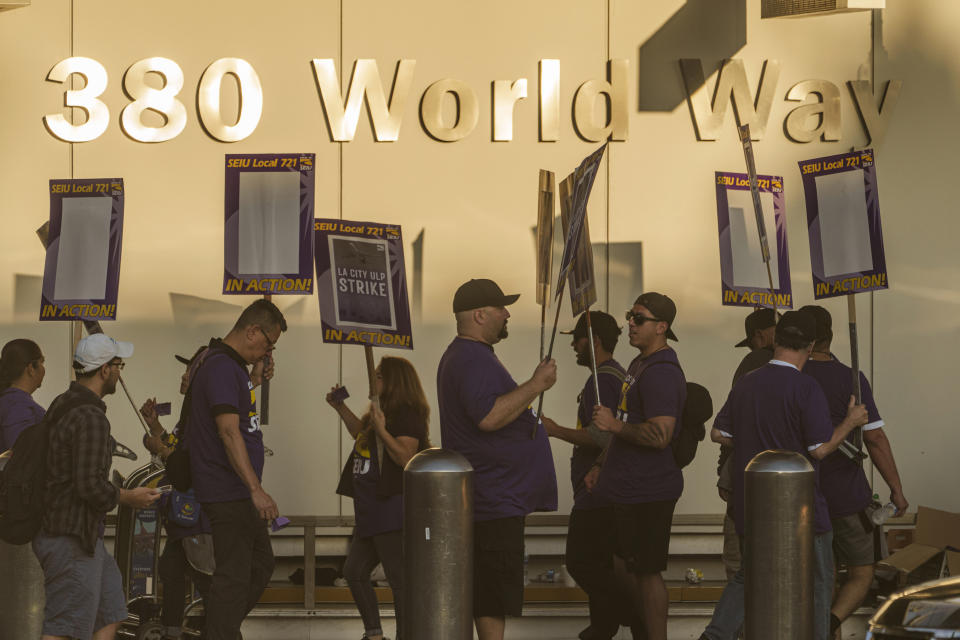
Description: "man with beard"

(438, 278), (559, 640)
(33, 334), (160, 640)
(541, 311), (638, 640)
(592, 292), (687, 640)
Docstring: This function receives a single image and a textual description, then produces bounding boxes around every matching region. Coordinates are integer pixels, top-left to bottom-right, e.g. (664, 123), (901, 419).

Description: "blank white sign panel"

(815, 170), (873, 277)
(727, 189), (780, 289)
(238, 171), (300, 274)
(54, 197), (111, 300)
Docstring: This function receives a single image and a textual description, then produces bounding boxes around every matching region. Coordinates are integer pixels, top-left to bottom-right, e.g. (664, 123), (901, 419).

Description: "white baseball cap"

(74, 334), (134, 373)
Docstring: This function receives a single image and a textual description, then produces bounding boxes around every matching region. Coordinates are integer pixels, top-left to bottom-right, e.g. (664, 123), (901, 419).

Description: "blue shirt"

(437, 337), (557, 522)
(594, 348), (686, 504)
(714, 360), (834, 535)
(803, 356), (884, 518)
(0, 387), (45, 451)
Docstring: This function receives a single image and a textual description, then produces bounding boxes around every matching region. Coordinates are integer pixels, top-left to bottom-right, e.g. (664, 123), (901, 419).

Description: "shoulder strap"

(597, 363), (626, 382)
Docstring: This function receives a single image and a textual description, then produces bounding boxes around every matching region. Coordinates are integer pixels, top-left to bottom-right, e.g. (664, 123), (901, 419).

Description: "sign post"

(798, 148), (888, 462)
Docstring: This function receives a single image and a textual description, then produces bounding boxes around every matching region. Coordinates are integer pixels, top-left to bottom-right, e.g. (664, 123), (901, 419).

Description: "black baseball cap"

(798, 305), (833, 343)
(735, 307), (777, 347)
(775, 310), (816, 344)
(634, 292), (678, 341)
(453, 279), (520, 313)
(560, 311), (622, 344)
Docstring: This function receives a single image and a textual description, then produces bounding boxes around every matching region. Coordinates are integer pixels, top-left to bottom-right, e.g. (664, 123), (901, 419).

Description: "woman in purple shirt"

(0, 338), (46, 452)
(326, 356), (430, 640)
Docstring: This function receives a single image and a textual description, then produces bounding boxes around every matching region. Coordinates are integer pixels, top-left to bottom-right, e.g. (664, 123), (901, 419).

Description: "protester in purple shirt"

(540, 311), (638, 640)
(700, 310), (869, 640)
(437, 278), (557, 640)
(185, 299), (286, 640)
(800, 304), (908, 637)
(327, 356), (430, 640)
(0, 338), (46, 451)
(592, 292), (686, 640)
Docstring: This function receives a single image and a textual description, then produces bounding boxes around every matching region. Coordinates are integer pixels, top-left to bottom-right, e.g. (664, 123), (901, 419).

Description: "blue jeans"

(702, 532), (834, 640)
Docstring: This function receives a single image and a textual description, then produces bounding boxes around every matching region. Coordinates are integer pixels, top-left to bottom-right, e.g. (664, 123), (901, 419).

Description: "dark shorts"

(32, 533), (127, 639)
(474, 516), (524, 618)
(612, 500), (677, 575)
(832, 511), (876, 567)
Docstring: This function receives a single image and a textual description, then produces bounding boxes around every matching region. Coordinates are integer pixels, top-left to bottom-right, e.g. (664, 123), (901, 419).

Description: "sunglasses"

(625, 311), (662, 325)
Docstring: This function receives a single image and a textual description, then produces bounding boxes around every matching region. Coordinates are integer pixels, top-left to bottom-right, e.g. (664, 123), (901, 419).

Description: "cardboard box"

(877, 506), (960, 586)
(886, 528), (913, 551)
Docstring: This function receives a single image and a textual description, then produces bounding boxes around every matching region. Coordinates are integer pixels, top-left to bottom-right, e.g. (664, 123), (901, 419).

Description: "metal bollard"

(403, 448), (473, 640)
(0, 452), (45, 640)
(745, 450), (815, 640)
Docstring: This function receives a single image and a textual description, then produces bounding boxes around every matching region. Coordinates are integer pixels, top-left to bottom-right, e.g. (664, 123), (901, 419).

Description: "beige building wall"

(0, 0), (955, 516)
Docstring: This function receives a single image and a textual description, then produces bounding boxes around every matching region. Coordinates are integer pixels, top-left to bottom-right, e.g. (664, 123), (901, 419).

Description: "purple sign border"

(223, 153), (316, 295)
(798, 149), (888, 300)
(715, 171), (793, 309)
(40, 178), (124, 322)
(313, 219), (413, 351)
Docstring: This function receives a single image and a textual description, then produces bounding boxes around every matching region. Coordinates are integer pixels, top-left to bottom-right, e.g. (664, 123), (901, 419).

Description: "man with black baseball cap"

(700, 311), (869, 640)
(717, 307), (778, 582)
(799, 304), (908, 638)
(590, 292), (685, 640)
(438, 278), (558, 640)
(541, 311), (636, 639)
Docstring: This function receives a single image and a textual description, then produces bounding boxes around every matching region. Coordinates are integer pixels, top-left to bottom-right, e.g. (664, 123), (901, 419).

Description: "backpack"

(0, 395), (100, 544)
(632, 360), (714, 469)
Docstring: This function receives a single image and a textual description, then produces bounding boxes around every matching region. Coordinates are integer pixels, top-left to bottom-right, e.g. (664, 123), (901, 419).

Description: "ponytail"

(0, 339), (43, 391)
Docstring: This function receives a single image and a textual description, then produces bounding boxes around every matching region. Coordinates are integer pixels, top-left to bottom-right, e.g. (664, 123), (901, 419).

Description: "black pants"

(566, 507), (646, 640)
(202, 499), (275, 640)
(158, 537), (212, 630)
(342, 529), (404, 639)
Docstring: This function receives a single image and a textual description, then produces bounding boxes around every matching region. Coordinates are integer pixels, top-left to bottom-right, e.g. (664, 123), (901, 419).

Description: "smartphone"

(271, 516), (290, 532)
(330, 386), (350, 403)
(155, 402), (172, 416)
(156, 484), (173, 494)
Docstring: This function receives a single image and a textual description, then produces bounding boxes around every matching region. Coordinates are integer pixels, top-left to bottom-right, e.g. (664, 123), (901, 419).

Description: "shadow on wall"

(638, 0), (747, 112)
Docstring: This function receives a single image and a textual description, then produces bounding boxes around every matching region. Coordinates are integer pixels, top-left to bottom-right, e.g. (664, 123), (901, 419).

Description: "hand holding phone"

(326, 385), (349, 406)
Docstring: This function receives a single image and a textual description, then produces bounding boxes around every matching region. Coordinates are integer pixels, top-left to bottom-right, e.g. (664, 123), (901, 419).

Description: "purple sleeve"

(598, 372), (623, 412)
(458, 356), (511, 426)
(199, 358), (243, 416)
(1, 399), (45, 449)
(713, 394), (734, 436)
(801, 381), (834, 447)
(859, 372), (883, 425)
(639, 365), (685, 419)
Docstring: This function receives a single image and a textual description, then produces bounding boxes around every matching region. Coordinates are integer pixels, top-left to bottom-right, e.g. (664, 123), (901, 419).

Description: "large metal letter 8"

(120, 57), (187, 143)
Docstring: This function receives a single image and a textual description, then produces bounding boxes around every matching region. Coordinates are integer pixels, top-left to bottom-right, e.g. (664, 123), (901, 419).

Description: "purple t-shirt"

(594, 348), (686, 504)
(437, 337), (558, 522)
(0, 388), (45, 451)
(714, 360), (834, 535)
(803, 357), (884, 518)
(571, 360), (624, 511)
(187, 347), (264, 504)
(351, 431), (403, 537)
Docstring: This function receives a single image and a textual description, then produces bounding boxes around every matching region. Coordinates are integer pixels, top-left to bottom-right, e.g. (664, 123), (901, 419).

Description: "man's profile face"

(627, 304), (662, 350)
(248, 324), (280, 364)
(572, 335), (591, 367)
(484, 306), (510, 343)
(752, 325), (775, 350)
(103, 359), (123, 396)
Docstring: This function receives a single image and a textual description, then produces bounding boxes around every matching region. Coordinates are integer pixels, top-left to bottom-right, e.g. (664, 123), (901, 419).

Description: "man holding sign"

(186, 299), (286, 640)
(438, 278), (558, 640)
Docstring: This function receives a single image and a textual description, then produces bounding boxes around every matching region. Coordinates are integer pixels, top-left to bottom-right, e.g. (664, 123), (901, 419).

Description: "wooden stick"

(847, 294), (864, 461)
(260, 293), (272, 425)
(532, 272), (567, 437)
(585, 310), (600, 407)
(364, 344), (380, 410)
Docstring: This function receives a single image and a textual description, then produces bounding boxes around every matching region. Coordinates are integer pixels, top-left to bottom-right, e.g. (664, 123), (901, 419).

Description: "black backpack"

(633, 361), (714, 469)
(0, 395), (99, 544)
